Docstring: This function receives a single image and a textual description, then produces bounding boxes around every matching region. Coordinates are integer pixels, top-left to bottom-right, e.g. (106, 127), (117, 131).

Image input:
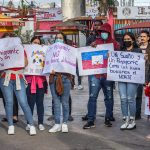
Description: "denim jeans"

(26, 82), (46, 124)
(87, 75), (114, 122)
(1, 89), (19, 117)
(50, 75), (71, 124)
(52, 94), (72, 116)
(0, 78), (34, 126)
(136, 84), (143, 117)
(118, 82), (138, 117)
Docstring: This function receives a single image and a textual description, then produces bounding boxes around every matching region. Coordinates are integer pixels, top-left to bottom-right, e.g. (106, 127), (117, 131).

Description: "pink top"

(25, 75), (47, 94)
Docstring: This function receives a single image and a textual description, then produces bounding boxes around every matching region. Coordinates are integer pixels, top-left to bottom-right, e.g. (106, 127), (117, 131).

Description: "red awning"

(0, 14), (24, 27)
(115, 22), (150, 31)
(51, 20), (88, 31)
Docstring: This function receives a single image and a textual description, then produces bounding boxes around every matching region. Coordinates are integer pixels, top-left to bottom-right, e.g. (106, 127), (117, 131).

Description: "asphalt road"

(0, 77), (150, 150)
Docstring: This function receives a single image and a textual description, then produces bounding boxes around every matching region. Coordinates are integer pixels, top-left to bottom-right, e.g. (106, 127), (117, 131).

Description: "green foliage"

(15, 28), (32, 44)
(94, 0), (115, 6)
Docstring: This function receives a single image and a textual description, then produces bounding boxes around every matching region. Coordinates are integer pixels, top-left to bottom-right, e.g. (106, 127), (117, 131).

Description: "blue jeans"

(50, 75), (71, 124)
(87, 75), (114, 122)
(26, 82), (47, 125)
(0, 78), (34, 126)
(118, 82), (138, 117)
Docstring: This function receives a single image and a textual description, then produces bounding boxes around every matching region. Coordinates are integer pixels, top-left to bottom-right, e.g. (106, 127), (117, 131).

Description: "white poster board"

(145, 96), (150, 115)
(43, 43), (77, 75)
(107, 51), (145, 84)
(0, 37), (24, 70)
(24, 44), (48, 75)
(78, 43), (114, 76)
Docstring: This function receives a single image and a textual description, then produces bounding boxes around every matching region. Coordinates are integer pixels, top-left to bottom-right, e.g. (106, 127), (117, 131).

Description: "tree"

(94, 0), (116, 16)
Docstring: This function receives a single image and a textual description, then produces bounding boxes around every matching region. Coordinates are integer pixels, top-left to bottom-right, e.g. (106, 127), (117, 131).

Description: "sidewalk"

(0, 77), (150, 150)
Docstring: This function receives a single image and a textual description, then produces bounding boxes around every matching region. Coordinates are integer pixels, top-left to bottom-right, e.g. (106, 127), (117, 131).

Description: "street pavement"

(0, 77), (150, 150)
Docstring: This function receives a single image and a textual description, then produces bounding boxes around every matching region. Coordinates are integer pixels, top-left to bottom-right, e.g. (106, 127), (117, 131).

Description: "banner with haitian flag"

(78, 43), (114, 76)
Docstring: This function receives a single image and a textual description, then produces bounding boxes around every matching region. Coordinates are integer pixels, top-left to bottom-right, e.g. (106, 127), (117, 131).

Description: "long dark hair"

(31, 36), (42, 45)
(55, 32), (67, 44)
(121, 32), (138, 50)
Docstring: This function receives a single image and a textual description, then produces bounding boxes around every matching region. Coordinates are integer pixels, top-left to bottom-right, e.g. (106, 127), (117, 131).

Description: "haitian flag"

(78, 43), (114, 76)
(81, 50), (108, 70)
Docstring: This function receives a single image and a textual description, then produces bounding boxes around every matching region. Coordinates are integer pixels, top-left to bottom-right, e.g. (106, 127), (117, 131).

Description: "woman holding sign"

(48, 32), (74, 133)
(25, 36), (48, 131)
(119, 32), (142, 130)
(0, 36), (36, 135)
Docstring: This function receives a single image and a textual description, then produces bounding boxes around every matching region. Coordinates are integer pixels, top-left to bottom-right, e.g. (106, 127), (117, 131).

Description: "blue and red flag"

(81, 50), (108, 70)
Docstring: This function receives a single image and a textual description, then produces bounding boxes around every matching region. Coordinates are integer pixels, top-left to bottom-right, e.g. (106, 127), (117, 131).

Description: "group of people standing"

(0, 22), (150, 140)
(81, 22), (150, 140)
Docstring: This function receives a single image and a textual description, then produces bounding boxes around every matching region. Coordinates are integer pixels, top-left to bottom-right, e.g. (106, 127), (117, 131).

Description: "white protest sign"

(24, 44), (48, 75)
(145, 96), (150, 115)
(78, 43), (114, 76)
(0, 37), (24, 70)
(107, 51), (145, 84)
(43, 43), (77, 75)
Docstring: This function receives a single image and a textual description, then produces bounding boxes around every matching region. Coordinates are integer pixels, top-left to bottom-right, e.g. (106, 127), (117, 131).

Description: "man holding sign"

(83, 23), (120, 129)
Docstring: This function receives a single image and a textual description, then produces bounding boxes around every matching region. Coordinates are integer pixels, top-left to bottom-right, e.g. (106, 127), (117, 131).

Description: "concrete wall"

(61, 0), (85, 21)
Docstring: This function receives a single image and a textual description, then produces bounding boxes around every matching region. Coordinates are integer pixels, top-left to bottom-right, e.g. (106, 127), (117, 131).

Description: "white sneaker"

(74, 85), (77, 89)
(29, 126), (36, 136)
(49, 124), (61, 133)
(120, 117), (129, 130)
(39, 124), (45, 131)
(26, 124), (31, 131)
(127, 117), (136, 130)
(8, 125), (15, 135)
(62, 123), (68, 133)
(78, 85), (84, 90)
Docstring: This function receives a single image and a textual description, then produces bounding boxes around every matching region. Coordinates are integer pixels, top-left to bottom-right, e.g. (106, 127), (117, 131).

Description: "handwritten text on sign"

(107, 51), (145, 84)
(24, 44), (48, 75)
(78, 43), (114, 76)
(43, 43), (77, 75)
(0, 37), (24, 70)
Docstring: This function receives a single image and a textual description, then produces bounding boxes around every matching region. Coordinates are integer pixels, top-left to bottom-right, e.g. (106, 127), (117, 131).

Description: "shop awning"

(0, 14), (24, 27)
(115, 22), (150, 31)
(51, 20), (88, 31)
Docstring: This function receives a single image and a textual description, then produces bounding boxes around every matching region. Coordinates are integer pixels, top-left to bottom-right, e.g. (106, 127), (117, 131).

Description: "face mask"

(124, 41), (132, 48)
(55, 39), (64, 43)
(101, 32), (109, 40)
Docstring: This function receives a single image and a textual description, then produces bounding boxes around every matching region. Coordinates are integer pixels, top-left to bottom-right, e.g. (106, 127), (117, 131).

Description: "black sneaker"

(47, 115), (54, 121)
(83, 121), (95, 129)
(109, 117), (115, 122)
(68, 115), (74, 121)
(82, 114), (88, 121)
(104, 118), (112, 127)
